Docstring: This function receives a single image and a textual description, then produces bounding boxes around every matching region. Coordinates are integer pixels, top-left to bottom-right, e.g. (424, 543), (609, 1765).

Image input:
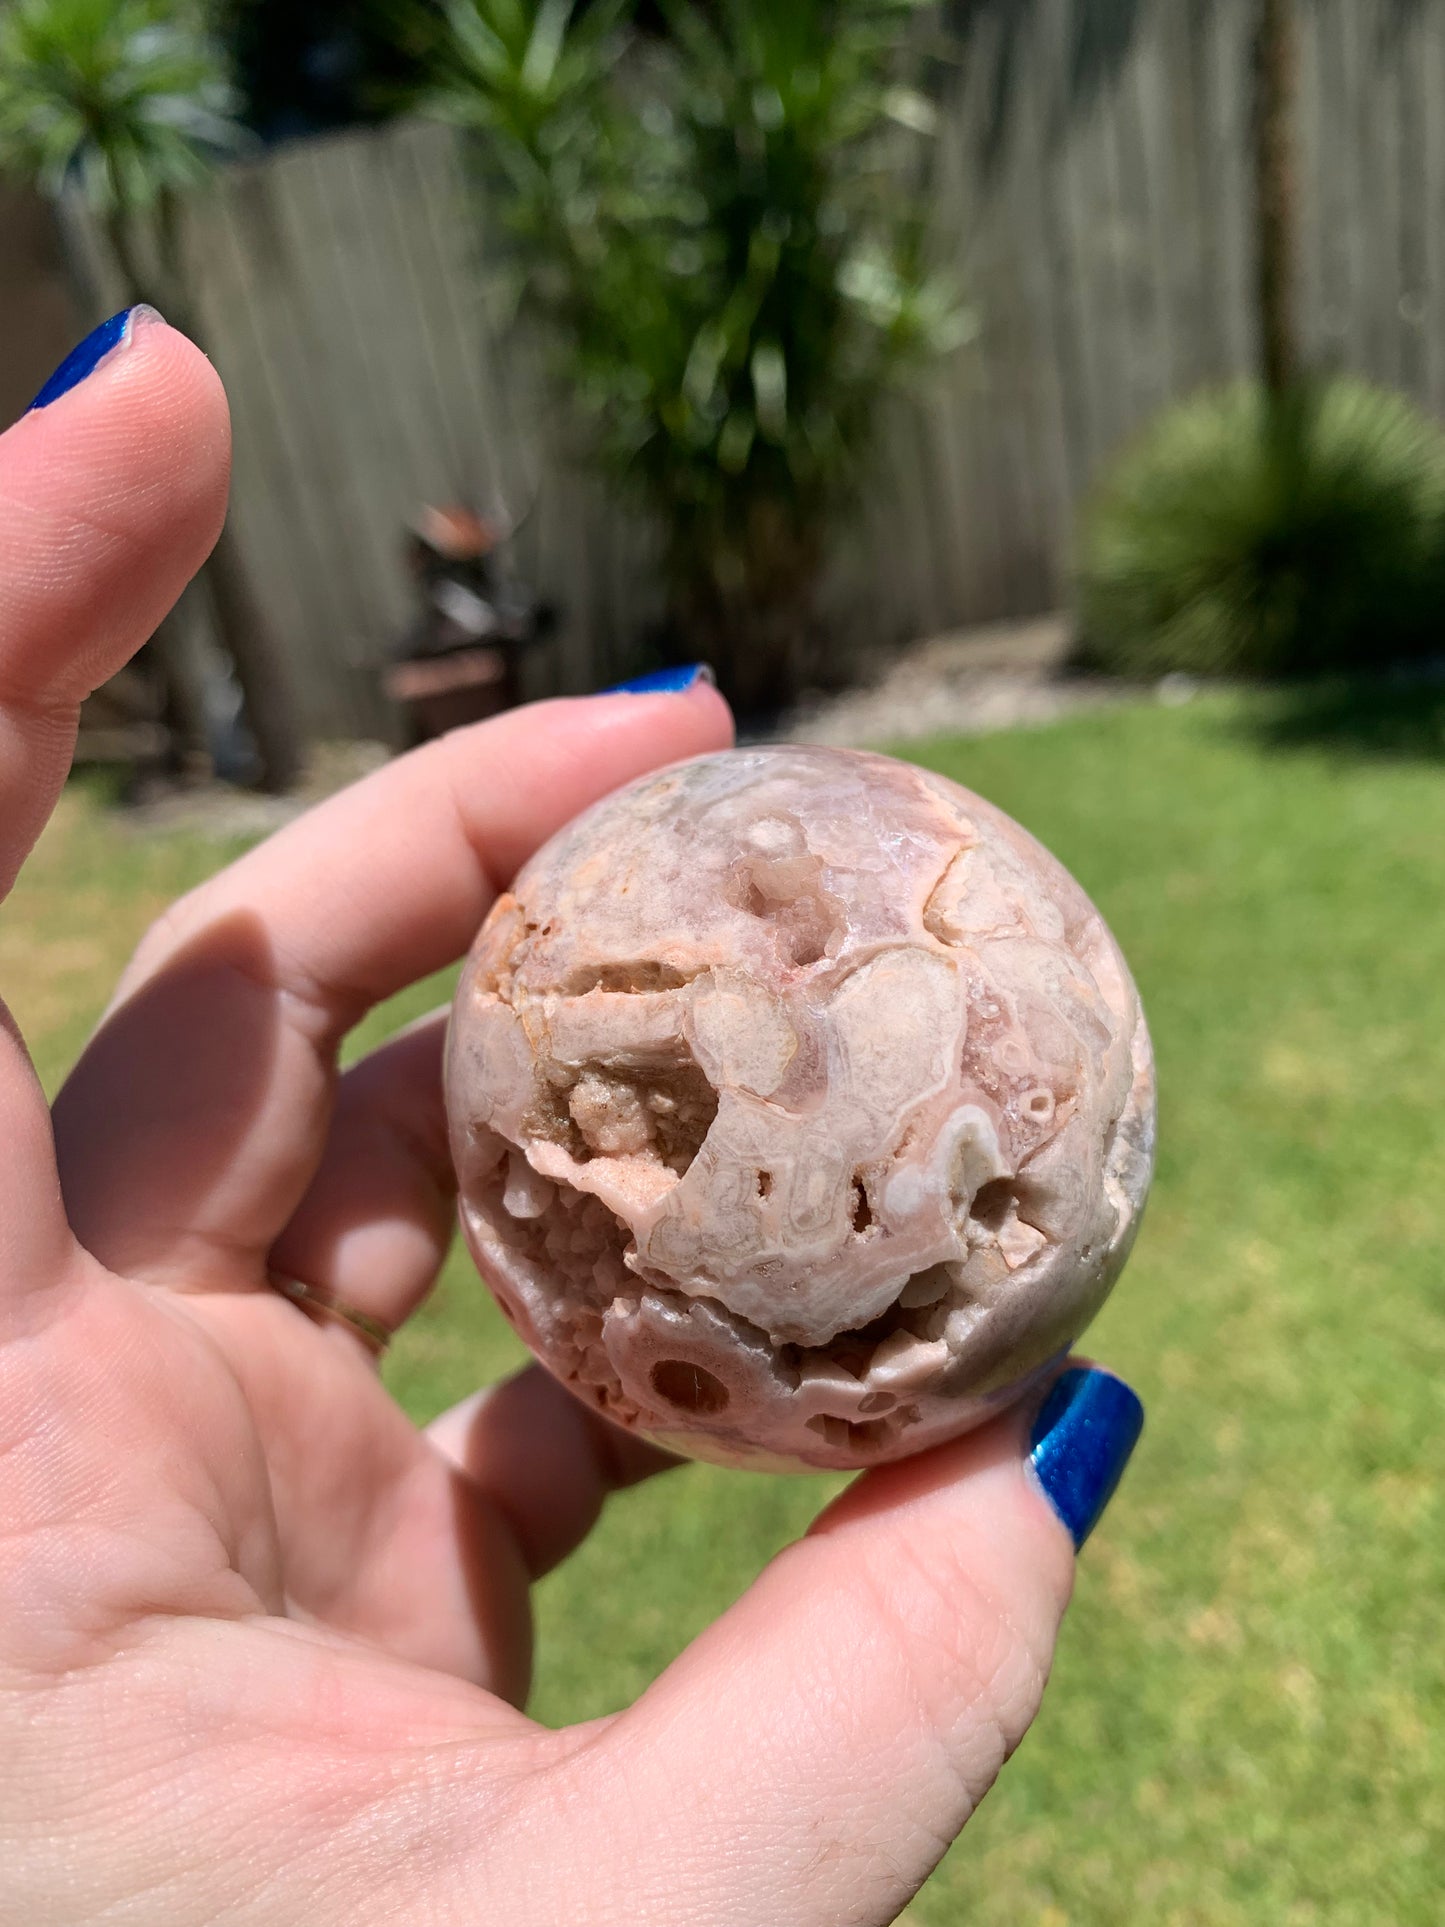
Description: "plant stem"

(1253, 0), (1300, 397)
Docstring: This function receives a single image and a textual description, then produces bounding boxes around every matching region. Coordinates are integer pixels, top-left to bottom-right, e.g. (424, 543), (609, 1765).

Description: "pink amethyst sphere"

(445, 745), (1154, 1471)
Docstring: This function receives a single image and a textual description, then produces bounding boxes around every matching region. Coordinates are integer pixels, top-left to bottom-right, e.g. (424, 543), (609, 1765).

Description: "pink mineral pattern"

(445, 745), (1155, 1470)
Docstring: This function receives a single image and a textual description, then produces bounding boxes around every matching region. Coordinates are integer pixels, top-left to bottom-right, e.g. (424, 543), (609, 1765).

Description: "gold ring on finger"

(266, 1273), (393, 1358)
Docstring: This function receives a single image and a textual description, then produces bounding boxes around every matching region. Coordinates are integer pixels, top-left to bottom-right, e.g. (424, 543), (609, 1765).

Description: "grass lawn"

(7, 690), (1443, 1925)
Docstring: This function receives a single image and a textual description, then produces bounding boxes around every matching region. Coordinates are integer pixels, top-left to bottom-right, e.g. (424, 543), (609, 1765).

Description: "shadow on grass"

(1242, 673), (1445, 763)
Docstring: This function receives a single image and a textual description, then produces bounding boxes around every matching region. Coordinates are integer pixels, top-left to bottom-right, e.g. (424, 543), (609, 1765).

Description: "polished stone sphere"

(446, 746), (1154, 1470)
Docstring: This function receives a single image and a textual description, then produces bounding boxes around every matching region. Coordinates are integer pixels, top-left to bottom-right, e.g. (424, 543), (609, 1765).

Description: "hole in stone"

(898, 1261), (955, 1310)
(827, 1310), (902, 1376)
(1026, 1089), (1054, 1118)
(970, 1177), (1015, 1233)
(478, 1163), (635, 1310)
(806, 1413), (892, 1452)
(727, 856), (840, 969)
(562, 959), (691, 996)
(539, 1058), (719, 1173)
(756, 1169), (773, 1198)
(851, 1179), (873, 1236)
(650, 1359), (731, 1415)
(857, 1391), (897, 1416)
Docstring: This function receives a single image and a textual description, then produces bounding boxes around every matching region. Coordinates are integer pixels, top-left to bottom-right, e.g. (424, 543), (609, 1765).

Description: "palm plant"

(0, 0), (302, 790)
(436, 0), (965, 711)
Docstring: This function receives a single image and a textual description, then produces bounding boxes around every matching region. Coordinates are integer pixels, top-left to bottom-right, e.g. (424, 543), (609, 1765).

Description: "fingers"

(0, 312), (229, 1285)
(118, 679), (732, 1022)
(267, 1012), (454, 1334)
(0, 1014), (72, 1292)
(55, 685), (733, 1287)
(0, 310), (230, 894)
(428, 1366), (677, 1580)
(533, 1380), (1141, 1927)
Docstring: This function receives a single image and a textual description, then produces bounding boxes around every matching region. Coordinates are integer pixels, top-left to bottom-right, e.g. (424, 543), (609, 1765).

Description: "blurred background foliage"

(9, 0), (1445, 712)
(1077, 377), (1445, 677)
(433, 0), (969, 712)
(226, 0), (1445, 695)
(221, 0), (449, 136)
(0, 0), (241, 219)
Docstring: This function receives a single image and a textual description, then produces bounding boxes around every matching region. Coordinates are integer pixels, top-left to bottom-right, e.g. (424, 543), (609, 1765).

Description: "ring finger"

(266, 1009), (454, 1341)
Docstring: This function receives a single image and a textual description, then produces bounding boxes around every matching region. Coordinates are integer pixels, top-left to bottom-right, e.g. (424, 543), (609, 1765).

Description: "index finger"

(0, 309), (230, 895)
(0, 308), (230, 1291)
(122, 679), (732, 1031)
(55, 683), (733, 1283)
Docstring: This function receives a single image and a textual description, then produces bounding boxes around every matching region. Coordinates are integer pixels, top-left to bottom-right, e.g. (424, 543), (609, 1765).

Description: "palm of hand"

(44, 1260), (520, 1682)
(0, 315), (1074, 1927)
(9, 1273), (576, 1927)
(12, 699), (688, 1920)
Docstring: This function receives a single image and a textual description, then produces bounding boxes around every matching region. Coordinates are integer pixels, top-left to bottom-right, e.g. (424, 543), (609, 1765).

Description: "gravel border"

(770, 615), (1142, 749)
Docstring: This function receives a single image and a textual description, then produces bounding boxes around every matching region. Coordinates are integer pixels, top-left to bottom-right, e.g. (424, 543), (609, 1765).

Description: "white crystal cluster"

(446, 746), (1154, 1470)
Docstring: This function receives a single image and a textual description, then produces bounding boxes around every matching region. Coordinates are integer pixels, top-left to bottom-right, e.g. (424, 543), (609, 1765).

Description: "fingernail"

(27, 307), (156, 412)
(1028, 1366), (1144, 1550)
(603, 664), (715, 695)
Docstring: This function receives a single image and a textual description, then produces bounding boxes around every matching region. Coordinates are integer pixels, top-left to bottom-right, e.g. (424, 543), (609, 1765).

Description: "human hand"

(1, 311), (1143, 1925)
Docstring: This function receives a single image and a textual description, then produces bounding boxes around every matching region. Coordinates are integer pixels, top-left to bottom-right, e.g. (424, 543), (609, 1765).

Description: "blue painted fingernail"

(603, 663), (715, 695)
(1029, 1367), (1144, 1550)
(27, 308), (149, 412)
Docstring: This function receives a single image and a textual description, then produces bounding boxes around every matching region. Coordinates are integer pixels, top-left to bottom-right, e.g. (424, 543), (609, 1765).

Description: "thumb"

(549, 1367), (1142, 1927)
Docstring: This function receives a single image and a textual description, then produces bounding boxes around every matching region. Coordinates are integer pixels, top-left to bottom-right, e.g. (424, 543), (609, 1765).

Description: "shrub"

(1075, 378), (1445, 679)
(433, 0), (967, 711)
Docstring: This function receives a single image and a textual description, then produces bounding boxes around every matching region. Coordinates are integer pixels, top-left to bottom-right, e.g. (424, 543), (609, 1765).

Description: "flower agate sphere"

(445, 746), (1154, 1470)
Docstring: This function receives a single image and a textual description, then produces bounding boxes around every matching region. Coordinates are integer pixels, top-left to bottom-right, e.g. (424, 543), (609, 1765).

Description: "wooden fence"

(57, 0), (1445, 735)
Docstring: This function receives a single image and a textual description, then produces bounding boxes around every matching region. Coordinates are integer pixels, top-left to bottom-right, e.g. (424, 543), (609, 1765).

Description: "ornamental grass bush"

(1076, 377), (1445, 679)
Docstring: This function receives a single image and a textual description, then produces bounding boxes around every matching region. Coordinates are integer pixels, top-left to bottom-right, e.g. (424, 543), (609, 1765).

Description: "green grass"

(8, 695), (1445, 1925)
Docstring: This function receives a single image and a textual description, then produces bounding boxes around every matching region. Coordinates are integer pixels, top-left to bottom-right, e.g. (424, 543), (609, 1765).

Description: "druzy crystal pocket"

(446, 746), (1154, 1469)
